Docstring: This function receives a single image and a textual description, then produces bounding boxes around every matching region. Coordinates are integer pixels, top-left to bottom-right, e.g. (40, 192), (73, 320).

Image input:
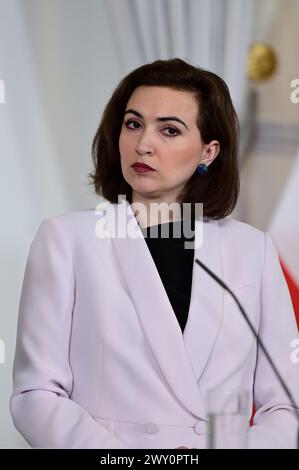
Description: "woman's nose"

(135, 130), (154, 155)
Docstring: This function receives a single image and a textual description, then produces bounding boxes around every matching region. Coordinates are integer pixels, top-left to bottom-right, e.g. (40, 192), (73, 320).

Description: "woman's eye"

(163, 127), (180, 137)
(125, 120), (141, 129)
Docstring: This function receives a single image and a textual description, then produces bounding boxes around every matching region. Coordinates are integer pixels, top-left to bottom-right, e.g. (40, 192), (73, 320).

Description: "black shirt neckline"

(140, 218), (195, 242)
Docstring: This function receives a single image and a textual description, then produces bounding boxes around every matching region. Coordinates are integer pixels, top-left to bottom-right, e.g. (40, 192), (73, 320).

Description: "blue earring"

(197, 163), (208, 175)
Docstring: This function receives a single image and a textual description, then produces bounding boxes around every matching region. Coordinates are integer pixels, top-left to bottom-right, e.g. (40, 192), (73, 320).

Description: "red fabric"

(250, 405), (255, 426)
(280, 259), (299, 330)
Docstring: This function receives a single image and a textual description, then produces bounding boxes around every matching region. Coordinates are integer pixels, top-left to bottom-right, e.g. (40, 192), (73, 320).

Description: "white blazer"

(11, 200), (299, 449)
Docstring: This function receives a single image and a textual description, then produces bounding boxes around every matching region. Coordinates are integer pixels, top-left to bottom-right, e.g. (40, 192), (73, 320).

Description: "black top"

(140, 219), (195, 333)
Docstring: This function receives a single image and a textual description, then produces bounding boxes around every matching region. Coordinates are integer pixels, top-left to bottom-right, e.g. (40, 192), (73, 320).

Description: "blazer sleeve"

(248, 232), (299, 449)
(10, 217), (128, 449)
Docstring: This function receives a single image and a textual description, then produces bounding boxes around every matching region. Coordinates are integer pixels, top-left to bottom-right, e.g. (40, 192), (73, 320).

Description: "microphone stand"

(195, 258), (299, 449)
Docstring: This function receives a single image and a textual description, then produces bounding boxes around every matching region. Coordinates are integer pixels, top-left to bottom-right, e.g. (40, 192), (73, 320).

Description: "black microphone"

(195, 258), (299, 449)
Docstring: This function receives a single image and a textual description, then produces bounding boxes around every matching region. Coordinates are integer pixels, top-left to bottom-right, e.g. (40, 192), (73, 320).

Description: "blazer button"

(194, 421), (206, 435)
(144, 422), (160, 434)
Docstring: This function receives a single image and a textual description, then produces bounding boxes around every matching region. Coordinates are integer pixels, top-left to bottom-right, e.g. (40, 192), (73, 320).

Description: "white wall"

(237, 0), (299, 231)
(0, 0), (129, 448)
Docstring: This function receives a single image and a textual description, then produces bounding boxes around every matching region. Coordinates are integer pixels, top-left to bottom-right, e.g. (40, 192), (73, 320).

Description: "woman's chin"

(131, 186), (164, 200)
(131, 181), (161, 195)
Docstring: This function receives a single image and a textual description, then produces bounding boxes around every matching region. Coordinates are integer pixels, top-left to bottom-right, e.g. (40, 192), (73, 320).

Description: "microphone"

(195, 258), (299, 449)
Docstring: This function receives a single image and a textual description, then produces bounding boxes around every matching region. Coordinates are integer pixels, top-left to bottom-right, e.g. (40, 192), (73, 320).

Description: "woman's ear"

(201, 140), (220, 166)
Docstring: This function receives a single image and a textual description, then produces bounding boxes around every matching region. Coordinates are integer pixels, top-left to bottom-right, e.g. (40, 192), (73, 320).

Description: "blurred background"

(0, 0), (298, 448)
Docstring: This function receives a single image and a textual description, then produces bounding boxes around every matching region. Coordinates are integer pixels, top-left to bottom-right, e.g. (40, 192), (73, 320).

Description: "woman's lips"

(131, 163), (156, 173)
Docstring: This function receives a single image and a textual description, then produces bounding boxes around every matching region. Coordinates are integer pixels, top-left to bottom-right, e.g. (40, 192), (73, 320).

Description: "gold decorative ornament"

(247, 43), (277, 81)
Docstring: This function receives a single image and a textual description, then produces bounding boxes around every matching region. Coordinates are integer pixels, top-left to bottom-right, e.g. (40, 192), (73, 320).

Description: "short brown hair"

(90, 58), (239, 219)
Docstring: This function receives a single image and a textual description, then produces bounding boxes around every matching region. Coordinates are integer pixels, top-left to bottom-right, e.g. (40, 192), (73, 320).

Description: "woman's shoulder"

(215, 217), (267, 259)
(33, 209), (103, 248)
(217, 216), (265, 241)
(40, 208), (96, 230)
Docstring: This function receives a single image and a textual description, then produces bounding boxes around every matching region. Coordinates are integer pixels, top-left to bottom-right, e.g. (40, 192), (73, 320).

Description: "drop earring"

(197, 163), (208, 175)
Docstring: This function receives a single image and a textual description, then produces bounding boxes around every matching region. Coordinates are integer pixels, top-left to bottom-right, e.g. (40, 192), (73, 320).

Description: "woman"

(11, 58), (298, 449)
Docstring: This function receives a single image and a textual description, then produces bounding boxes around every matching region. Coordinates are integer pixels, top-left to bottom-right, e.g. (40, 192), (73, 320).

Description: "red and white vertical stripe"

(269, 150), (299, 329)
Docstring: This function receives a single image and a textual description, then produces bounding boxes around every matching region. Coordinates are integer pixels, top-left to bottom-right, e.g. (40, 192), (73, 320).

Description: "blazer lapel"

(183, 218), (224, 382)
(107, 200), (222, 419)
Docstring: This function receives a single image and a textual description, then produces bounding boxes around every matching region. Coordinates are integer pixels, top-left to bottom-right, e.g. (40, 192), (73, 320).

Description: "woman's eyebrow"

(124, 108), (189, 129)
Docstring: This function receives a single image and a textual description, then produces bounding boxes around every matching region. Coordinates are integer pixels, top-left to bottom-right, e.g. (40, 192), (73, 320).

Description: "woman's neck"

(130, 196), (182, 229)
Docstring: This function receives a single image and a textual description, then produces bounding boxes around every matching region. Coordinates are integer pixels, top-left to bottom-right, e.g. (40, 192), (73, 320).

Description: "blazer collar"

(106, 200), (223, 419)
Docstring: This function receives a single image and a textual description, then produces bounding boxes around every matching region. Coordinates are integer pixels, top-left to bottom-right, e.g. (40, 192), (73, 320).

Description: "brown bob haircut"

(90, 58), (239, 219)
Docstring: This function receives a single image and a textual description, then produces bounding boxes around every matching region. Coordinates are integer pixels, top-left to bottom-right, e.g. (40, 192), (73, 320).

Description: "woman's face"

(119, 86), (219, 203)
